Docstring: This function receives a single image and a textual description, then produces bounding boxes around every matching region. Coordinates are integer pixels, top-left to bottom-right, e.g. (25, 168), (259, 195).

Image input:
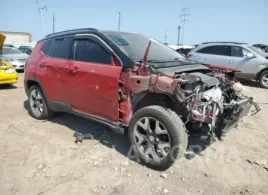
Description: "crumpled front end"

(118, 61), (260, 141)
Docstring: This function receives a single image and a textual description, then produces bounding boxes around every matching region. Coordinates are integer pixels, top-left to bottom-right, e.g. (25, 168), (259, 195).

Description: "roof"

(40, 28), (135, 69)
(44, 28), (98, 40)
(201, 41), (248, 45)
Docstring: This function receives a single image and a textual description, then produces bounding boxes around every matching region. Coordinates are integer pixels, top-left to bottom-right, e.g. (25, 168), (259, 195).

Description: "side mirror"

(246, 53), (255, 59)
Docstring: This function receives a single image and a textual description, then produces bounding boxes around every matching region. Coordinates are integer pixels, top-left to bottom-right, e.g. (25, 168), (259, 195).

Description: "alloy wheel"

(261, 74), (268, 87)
(133, 117), (171, 161)
(29, 89), (44, 117)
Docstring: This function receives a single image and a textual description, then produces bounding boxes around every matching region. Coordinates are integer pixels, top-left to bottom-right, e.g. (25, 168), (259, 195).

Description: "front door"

(68, 35), (122, 121)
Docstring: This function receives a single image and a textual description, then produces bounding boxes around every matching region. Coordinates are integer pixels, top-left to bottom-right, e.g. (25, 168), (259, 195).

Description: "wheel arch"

(255, 67), (268, 81)
(132, 92), (175, 113)
(25, 78), (47, 99)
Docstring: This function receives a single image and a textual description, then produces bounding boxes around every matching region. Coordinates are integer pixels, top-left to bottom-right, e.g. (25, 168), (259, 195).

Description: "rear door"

(68, 34), (122, 121)
(229, 46), (259, 79)
(40, 37), (73, 103)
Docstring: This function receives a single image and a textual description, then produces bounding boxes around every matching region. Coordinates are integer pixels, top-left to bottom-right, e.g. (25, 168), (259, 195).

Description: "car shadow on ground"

(23, 100), (212, 164)
(0, 84), (17, 90)
(238, 79), (263, 89)
(23, 100), (131, 156)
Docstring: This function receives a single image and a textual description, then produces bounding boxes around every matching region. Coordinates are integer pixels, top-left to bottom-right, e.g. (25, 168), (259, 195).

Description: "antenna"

(37, 0), (47, 36)
(180, 2), (190, 46)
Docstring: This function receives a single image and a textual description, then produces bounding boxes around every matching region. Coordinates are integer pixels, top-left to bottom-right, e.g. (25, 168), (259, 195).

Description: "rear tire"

(259, 70), (268, 89)
(128, 105), (188, 171)
(28, 85), (54, 120)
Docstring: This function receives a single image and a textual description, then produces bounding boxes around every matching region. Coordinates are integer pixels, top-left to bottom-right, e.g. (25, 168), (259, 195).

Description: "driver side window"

(74, 39), (112, 65)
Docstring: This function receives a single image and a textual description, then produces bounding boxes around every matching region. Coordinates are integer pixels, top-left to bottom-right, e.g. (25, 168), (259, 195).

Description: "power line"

(180, 6), (190, 46)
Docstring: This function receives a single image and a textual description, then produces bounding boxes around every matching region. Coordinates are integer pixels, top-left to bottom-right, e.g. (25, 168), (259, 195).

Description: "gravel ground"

(0, 73), (268, 195)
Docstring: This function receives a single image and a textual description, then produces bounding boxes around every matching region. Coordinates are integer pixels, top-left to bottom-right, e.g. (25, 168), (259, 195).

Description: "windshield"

(2, 47), (23, 55)
(103, 31), (186, 65)
(249, 46), (268, 57)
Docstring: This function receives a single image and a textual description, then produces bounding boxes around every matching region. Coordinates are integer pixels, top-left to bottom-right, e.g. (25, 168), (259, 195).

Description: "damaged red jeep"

(24, 28), (260, 170)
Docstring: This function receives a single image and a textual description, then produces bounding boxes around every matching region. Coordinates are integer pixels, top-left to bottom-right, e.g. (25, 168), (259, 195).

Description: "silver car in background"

(187, 42), (268, 88)
(1, 46), (29, 71)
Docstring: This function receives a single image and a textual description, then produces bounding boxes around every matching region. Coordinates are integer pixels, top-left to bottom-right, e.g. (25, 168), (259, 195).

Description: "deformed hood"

(156, 64), (210, 76)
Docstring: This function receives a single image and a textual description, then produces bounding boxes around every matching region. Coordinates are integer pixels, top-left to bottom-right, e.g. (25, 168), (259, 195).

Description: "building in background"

(0, 31), (36, 48)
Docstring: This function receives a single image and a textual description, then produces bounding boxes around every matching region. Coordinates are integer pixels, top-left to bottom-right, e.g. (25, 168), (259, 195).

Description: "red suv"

(24, 28), (258, 170)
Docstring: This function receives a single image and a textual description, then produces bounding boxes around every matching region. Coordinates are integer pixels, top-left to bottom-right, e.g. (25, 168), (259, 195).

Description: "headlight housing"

(5, 68), (16, 74)
(7, 58), (17, 63)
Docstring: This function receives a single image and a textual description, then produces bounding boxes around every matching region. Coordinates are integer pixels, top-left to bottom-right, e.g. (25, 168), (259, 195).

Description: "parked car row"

(0, 46), (29, 70)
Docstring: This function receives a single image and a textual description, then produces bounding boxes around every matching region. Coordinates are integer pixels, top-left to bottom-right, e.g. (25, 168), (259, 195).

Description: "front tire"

(128, 105), (188, 170)
(259, 70), (268, 89)
(28, 85), (53, 120)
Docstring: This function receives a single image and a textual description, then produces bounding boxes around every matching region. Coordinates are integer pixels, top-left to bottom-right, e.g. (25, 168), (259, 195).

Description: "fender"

(24, 77), (48, 101)
(254, 64), (268, 80)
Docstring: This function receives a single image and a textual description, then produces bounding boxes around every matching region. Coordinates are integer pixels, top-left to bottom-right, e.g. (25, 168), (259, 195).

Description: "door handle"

(204, 57), (210, 60)
(69, 67), (79, 75)
(229, 60), (236, 64)
(39, 62), (47, 68)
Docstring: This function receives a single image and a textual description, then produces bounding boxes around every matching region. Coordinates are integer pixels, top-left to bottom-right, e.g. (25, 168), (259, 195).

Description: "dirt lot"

(0, 73), (268, 195)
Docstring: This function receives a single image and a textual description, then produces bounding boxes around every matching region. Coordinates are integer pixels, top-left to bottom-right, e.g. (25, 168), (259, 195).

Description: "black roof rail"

(45, 28), (98, 38)
(202, 41), (247, 45)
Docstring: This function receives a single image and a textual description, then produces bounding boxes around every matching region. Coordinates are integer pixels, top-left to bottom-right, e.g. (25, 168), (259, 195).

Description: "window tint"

(48, 37), (73, 59)
(198, 45), (230, 56)
(74, 39), (111, 64)
(42, 40), (52, 55)
(231, 46), (243, 57)
(197, 46), (213, 54)
(231, 46), (250, 58)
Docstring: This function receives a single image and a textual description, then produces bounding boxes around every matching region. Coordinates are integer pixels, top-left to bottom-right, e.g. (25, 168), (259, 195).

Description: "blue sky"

(1, 0), (267, 45)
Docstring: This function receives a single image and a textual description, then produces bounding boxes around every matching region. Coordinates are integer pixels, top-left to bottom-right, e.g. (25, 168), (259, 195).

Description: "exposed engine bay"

(174, 67), (260, 140)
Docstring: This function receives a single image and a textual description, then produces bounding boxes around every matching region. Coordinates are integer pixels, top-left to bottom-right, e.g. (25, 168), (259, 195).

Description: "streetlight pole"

(53, 14), (55, 33)
(164, 29), (167, 45)
(177, 26), (181, 45)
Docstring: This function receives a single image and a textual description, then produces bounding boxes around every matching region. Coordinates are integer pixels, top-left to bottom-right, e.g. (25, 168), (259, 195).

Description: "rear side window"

(42, 40), (52, 55)
(48, 37), (73, 59)
(74, 39), (111, 64)
(197, 45), (230, 56)
(231, 46), (250, 58)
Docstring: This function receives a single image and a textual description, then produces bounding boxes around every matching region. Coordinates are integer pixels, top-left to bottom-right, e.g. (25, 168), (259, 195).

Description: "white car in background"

(187, 42), (268, 88)
(0, 46), (29, 71)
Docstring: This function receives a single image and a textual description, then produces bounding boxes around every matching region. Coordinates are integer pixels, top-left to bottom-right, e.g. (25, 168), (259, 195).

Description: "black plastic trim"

(48, 101), (125, 134)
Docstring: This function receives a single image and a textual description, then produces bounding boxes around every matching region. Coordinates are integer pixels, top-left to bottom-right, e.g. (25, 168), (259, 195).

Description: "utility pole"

(118, 12), (121, 31)
(164, 29), (167, 45)
(36, 0), (47, 36)
(180, 6), (190, 46)
(53, 14), (55, 33)
(177, 26), (181, 45)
